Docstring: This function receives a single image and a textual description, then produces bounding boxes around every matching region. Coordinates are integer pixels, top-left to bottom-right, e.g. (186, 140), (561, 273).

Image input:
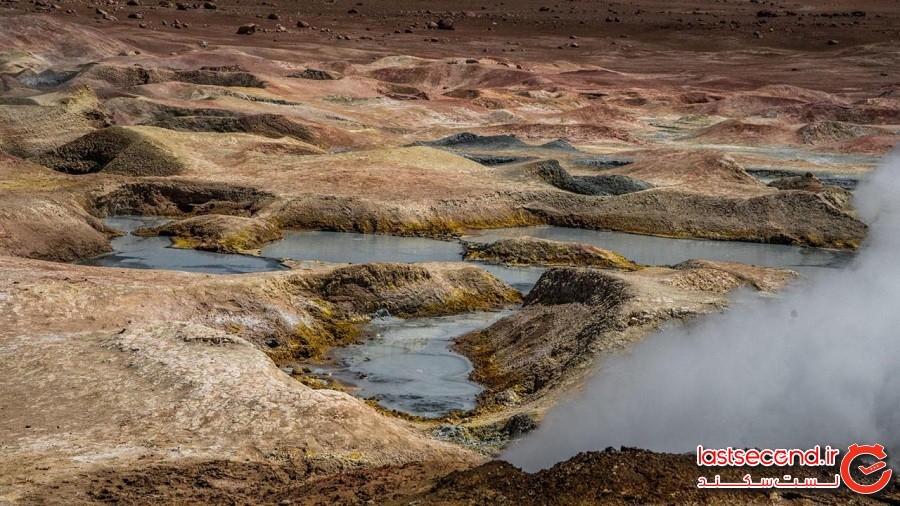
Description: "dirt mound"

(93, 180), (275, 216)
(156, 112), (320, 143)
(464, 237), (640, 271)
(769, 172), (827, 191)
(414, 448), (887, 505)
(0, 86), (108, 157)
(480, 123), (637, 144)
(523, 160), (653, 196)
(690, 119), (796, 146)
(288, 68), (343, 80)
(692, 85), (847, 117)
(77, 64), (266, 88)
(34, 126), (185, 176)
(461, 153), (534, 166)
(378, 83), (430, 100)
(104, 98), (351, 148)
(797, 120), (884, 144)
(551, 104), (642, 129)
(136, 214), (282, 254)
(420, 132), (530, 150)
(821, 134), (898, 155)
(0, 194), (115, 261)
(768, 172), (853, 210)
(537, 186), (867, 249)
(455, 267), (635, 403)
(775, 103), (899, 125)
(670, 259), (799, 292)
(607, 150), (763, 191)
(16, 68), (80, 88)
(299, 263), (522, 318)
(456, 262), (798, 408)
(368, 61), (532, 91)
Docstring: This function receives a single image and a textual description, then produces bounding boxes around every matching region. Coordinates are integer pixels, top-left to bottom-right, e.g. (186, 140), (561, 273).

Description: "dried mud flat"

(0, 0), (898, 503)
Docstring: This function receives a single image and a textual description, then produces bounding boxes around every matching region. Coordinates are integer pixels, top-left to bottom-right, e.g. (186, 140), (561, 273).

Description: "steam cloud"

(504, 150), (900, 471)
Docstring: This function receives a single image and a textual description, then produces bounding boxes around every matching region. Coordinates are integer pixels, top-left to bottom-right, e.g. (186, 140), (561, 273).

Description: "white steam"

(504, 150), (900, 471)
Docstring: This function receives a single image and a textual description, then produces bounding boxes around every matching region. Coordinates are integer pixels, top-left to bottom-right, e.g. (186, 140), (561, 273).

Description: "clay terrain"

(0, 0), (898, 503)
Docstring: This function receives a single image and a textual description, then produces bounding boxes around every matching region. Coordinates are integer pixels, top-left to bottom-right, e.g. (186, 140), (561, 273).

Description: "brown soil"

(464, 236), (640, 270)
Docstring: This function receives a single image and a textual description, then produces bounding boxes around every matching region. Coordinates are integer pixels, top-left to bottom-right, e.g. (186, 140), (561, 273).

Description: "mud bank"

(455, 263), (798, 413)
(0, 254), (526, 500)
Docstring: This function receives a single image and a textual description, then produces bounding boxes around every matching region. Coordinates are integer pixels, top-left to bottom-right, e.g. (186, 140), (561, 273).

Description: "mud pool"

(82, 216), (854, 417)
(312, 311), (513, 417)
(465, 226), (853, 277)
(80, 216), (288, 274)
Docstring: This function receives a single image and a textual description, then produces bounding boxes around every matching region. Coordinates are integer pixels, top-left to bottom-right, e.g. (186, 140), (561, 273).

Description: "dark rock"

(95, 8), (116, 20)
(236, 23), (257, 35)
(288, 68), (342, 80)
(532, 160), (653, 196)
(437, 17), (454, 30)
(504, 413), (538, 437)
(296, 20), (309, 28)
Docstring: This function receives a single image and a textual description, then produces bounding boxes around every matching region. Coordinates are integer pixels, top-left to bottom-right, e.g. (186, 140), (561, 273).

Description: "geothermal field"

(0, 0), (898, 503)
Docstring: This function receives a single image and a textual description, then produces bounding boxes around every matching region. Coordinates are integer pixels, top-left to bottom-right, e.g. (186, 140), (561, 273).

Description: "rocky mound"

(288, 68), (343, 80)
(545, 186), (866, 249)
(420, 132), (530, 150)
(103, 98), (354, 149)
(0, 86), (108, 157)
(77, 63), (266, 88)
(777, 103), (900, 125)
(34, 126), (185, 176)
(480, 122), (637, 144)
(690, 119), (796, 146)
(135, 214), (282, 254)
(461, 153), (534, 166)
(455, 263), (797, 408)
(768, 172), (853, 210)
(797, 120), (884, 144)
(606, 150), (763, 190)
(0, 194), (115, 261)
(152, 112), (321, 144)
(669, 259), (799, 293)
(418, 132), (577, 152)
(412, 448), (883, 505)
(298, 262), (522, 318)
(379, 83), (430, 100)
(93, 181), (275, 216)
(464, 237), (640, 271)
(527, 160), (653, 196)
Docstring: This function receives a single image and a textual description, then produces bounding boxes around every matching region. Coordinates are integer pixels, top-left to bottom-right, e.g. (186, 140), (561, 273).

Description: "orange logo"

(840, 444), (893, 494)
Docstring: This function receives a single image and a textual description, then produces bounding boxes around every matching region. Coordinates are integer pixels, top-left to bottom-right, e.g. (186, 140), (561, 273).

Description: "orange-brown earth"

(1, 0), (898, 503)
